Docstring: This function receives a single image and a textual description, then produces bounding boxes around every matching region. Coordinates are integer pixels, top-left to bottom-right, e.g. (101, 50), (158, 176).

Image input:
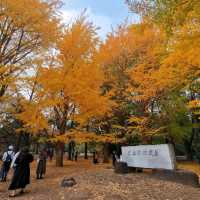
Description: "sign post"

(120, 144), (176, 170)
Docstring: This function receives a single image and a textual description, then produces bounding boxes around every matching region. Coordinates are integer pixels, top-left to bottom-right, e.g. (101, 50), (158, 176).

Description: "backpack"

(5, 152), (12, 163)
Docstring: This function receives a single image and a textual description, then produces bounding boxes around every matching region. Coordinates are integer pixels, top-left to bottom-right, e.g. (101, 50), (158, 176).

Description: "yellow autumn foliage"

(17, 17), (113, 137)
(49, 131), (118, 144)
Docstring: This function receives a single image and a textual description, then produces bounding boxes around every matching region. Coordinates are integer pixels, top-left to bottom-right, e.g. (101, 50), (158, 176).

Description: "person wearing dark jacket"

(0, 145), (15, 182)
(92, 151), (98, 164)
(8, 147), (33, 197)
(36, 149), (47, 179)
(111, 151), (118, 167)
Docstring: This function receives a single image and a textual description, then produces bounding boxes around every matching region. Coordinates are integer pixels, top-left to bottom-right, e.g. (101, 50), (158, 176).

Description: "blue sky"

(61, 0), (139, 39)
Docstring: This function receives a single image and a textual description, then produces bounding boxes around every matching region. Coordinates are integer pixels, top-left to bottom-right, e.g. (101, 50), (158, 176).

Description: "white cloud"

(61, 8), (113, 40)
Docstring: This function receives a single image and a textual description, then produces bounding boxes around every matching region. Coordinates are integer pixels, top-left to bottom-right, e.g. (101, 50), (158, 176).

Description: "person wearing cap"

(0, 145), (15, 182)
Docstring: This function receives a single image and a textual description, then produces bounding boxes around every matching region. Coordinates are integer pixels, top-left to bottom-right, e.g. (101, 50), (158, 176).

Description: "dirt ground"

(0, 158), (200, 200)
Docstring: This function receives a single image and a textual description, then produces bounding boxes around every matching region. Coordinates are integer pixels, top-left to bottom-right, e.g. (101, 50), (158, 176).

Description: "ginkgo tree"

(0, 0), (61, 150)
(98, 21), (168, 143)
(17, 17), (112, 166)
(0, 0), (61, 107)
(126, 0), (200, 89)
(99, 17), (197, 148)
(97, 24), (137, 147)
(126, 0), (200, 154)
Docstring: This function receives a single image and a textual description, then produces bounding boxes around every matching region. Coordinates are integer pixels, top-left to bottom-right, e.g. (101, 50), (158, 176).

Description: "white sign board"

(121, 144), (176, 170)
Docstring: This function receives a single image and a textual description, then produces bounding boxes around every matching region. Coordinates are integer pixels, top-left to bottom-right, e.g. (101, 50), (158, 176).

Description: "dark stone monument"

(114, 162), (129, 174)
(151, 169), (199, 187)
(61, 177), (77, 188)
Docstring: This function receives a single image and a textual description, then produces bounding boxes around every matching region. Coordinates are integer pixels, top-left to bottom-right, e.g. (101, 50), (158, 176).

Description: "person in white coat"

(11, 151), (20, 169)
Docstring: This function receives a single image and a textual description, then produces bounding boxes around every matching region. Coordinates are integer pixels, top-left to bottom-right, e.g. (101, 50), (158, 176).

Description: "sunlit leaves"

(17, 17), (112, 137)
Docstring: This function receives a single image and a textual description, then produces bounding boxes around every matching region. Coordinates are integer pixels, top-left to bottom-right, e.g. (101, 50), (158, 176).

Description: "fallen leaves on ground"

(0, 159), (200, 200)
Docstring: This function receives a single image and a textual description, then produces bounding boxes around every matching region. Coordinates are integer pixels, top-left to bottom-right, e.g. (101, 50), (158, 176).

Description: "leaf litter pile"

(0, 159), (200, 200)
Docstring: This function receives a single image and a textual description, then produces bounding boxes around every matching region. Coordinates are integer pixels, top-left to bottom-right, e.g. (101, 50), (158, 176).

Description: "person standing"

(74, 151), (78, 161)
(49, 147), (54, 161)
(0, 145), (15, 182)
(47, 147), (54, 161)
(36, 149), (47, 179)
(111, 151), (118, 167)
(92, 151), (98, 164)
(74, 145), (79, 162)
(8, 147), (33, 197)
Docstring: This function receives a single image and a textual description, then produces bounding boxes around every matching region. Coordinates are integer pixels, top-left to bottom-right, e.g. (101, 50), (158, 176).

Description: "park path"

(0, 159), (200, 200)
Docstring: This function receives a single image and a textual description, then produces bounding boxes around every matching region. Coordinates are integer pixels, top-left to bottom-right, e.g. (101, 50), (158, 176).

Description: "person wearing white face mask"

(0, 145), (15, 182)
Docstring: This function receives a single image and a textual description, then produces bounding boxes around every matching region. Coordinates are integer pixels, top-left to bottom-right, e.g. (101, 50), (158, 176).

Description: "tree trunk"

(84, 142), (88, 159)
(184, 139), (193, 161)
(68, 142), (72, 160)
(191, 111), (200, 161)
(23, 133), (30, 147)
(56, 142), (64, 167)
(190, 91), (199, 161)
(103, 143), (110, 163)
(35, 142), (39, 154)
(16, 134), (22, 152)
(68, 141), (75, 160)
(15, 132), (30, 150)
